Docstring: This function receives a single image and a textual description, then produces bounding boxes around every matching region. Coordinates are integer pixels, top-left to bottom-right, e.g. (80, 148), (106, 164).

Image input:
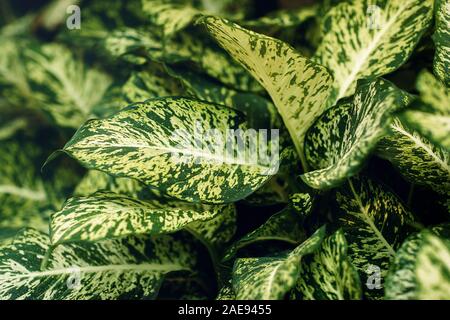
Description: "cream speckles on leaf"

(399, 71), (450, 152)
(333, 176), (414, 298)
(385, 226), (450, 300)
(314, 0), (434, 106)
(294, 230), (362, 300)
(0, 229), (195, 299)
(231, 226), (325, 300)
(58, 97), (275, 204)
(433, 0), (450, 86)
(302, 79), (407, 189)
(200, 16), (333, 169)
(50, 191), (234, 244)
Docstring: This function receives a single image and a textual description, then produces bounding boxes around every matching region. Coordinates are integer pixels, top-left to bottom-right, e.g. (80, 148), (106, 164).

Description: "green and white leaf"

(294, 230), (362, 300)
(332, 177), (413, 294)
(433, 0), (450, 86)
(25, 44), (112, 128)
(302, 79), (407, 189)
(223, 209), (304, 262)
(290, 192), (314, 218)
(166, 65), (280, 130)
(0, 228), (195, 299)
(50, 191), (234, 244)
(399, 71), (450, 152)
(378, 119), (450, 195)
(232, 226), (325, 300)
(200, 16), (334, 168)
(314, 0), (433, 105)
(385, 226), (450, 300)
(59, 97), (275, 203)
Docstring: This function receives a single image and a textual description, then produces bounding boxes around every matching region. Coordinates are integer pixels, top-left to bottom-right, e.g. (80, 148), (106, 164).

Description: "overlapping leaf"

(378, 119), (450, 195)
(385, 225), (450, 300)
(50, 191), (234, 244)
(293, 230), (362, 300)
(332, 176), (414, 298)
(231, 226), (325, 300)
(302, 79), (407, 189)
(399, 71), (450, 152)
(200, 16), (333, 168)
(0, 229), (195, 299)
(223, 209), (304, 262)
(314, 0), (433, 105)
(57, 97), (276, 203)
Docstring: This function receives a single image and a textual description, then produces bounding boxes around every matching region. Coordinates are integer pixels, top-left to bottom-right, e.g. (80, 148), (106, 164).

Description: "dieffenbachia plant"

(0, 0), (448, 300)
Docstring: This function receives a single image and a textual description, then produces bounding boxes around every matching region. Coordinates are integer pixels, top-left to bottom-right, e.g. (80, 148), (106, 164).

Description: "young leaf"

(0, 229), (195, 299)
(200, 16), (334, 168)
(314, 0), (433, 104)
(332, 177), (414, 295)
(57, 97), (277, 203)
(232, 226), (325, 300)
(433, 0), (450, 86)
(50, 191), (234, 244)
(293, 230), (362, 300)
(385, 226), (450, 300)
(399, 71), (450, 152)
(302, 79), (407, 189)
(222, 209), (305, 262)
(378, 119), (450, 195)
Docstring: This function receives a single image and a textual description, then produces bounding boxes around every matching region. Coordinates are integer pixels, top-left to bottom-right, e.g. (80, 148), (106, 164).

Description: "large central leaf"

(57, 97), (276, 203)
(314, 0), (433, 105)
(200, 16), (333, 169)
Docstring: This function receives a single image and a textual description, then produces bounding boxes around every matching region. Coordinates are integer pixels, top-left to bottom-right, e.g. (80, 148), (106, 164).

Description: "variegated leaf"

(58, 97), (276, 203)
(314, 0), (433, 105)
(242, 5), (317, 29)
(166, 65), (280, 130)
(104, 28), (261, 92)
(293, 230), (362, 300)
(200, 16), (334, 169)
(290, 192), (314, 218)
(302, 79), (407, 189)
(433, 0), (450, 86)
(232, 226), (325, 300)
(332, 176), (414, 298)
(25, 44), (112, 128)
(50, 191), (234, 244)
(0, 140), (51, 234)
(385, 226), (450, 300)
(223, 208), (305, 262)
(399, 71), (450, 152)
(378, 119), (450, 196)
(0, 229), (195, 299)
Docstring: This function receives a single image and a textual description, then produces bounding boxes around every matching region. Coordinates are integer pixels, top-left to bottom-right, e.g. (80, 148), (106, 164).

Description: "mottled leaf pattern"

(314, 0), (433, 104)
(25, 44), (112, 128)
(294, 230), (362, 300)
(400, 71), (450, 151)
(433, 0), (450, 86)
(200, 16), (333, 167)
(59, 97), (275, 203)
(332, 176), (413, 297)
(385, 226), (450, 299)
(302, 79), (406, 189)
(232, 226), (325, 300)
(378, 119), (450, 195)
(0, 229), (195, 299)
(223, 209), (304, 261)
(51, 191), (234, 244)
